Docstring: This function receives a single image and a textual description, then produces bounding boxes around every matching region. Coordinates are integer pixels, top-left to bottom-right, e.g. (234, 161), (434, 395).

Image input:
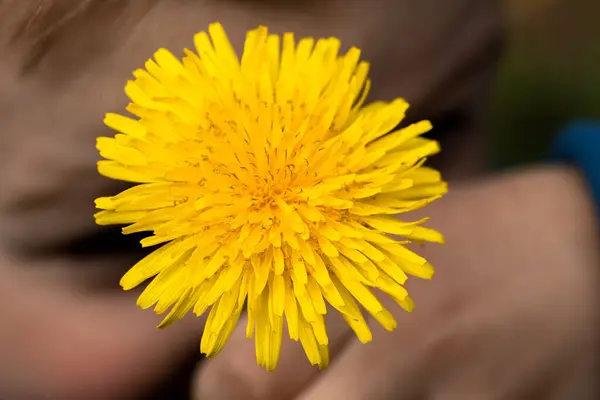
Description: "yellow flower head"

(95, 23), (446, 371)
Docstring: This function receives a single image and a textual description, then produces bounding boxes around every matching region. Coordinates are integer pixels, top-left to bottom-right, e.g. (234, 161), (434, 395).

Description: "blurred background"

(493, 0), (600, 167)
(2, 0), (600, 399)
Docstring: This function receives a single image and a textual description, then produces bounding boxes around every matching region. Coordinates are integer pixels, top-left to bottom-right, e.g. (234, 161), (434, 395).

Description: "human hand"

(194, 166), (600, 400)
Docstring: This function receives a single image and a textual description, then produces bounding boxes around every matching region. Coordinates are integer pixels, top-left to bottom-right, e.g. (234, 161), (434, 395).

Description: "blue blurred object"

(549, 121), (600, 217)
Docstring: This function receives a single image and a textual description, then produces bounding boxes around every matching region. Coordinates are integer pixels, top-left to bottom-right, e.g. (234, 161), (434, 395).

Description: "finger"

(295, 305), (429, 400)
(193, 310), (354, 400)
(292, 278), (489, 400)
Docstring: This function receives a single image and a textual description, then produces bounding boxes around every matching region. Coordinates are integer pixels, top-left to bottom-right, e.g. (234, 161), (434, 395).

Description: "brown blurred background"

(493, 0), (600, 166)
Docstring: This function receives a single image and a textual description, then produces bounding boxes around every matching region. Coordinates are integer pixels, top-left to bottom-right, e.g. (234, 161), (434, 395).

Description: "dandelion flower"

(95, 23), (447, 371)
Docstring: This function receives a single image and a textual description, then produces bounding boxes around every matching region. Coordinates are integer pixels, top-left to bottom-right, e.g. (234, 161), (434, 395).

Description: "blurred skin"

(0, 262), (204, 399)
(1, 1), (598, 399)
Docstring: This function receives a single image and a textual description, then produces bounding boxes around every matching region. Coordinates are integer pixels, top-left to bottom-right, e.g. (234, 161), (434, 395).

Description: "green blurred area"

(491, 0), (600, 167)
